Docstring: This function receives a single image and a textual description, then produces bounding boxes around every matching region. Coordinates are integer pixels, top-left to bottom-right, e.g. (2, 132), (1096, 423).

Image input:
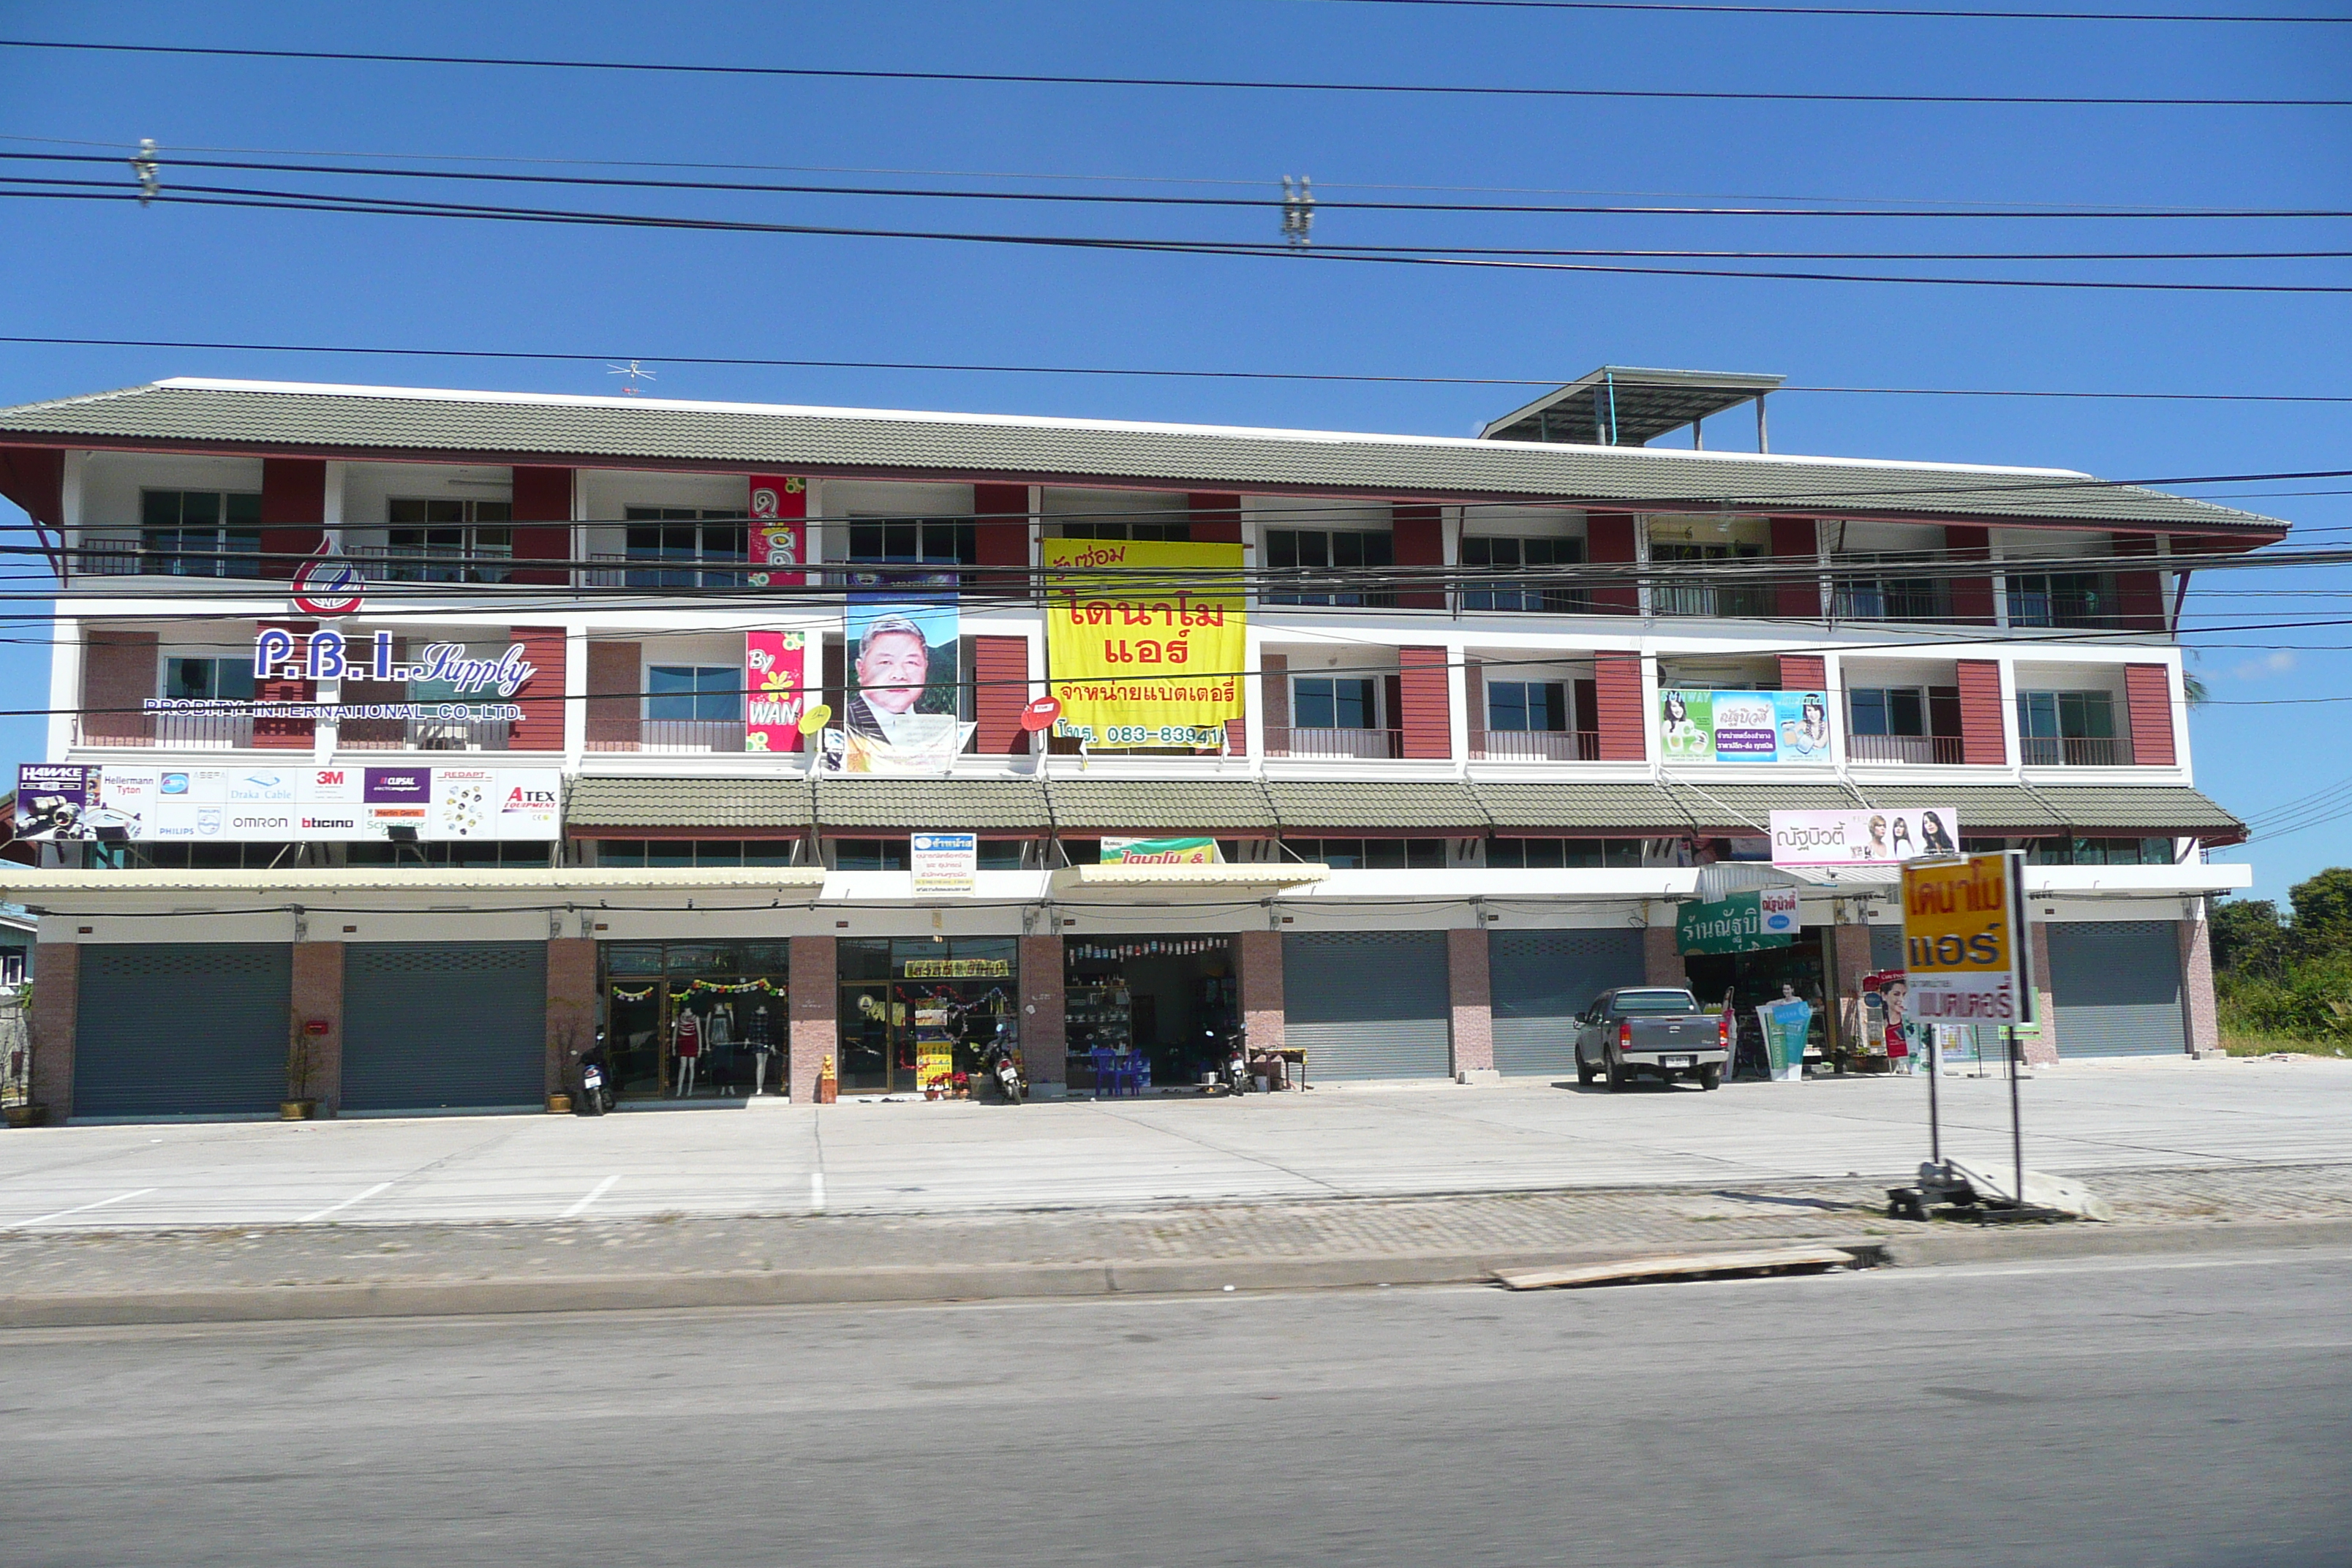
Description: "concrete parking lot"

(1, 1056), (2344, 1232)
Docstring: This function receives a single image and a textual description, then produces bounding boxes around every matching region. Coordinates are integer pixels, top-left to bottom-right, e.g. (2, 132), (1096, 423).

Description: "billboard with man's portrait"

(821, 598), (973, 774)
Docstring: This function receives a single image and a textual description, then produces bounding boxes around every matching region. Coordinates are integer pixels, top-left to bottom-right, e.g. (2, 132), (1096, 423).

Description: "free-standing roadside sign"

(1900, 851), (2034, 1028)
(911, 832), (979, 894)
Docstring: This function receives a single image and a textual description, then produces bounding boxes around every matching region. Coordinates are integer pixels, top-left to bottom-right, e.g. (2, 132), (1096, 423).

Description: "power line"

(4, 37), (2345, 108)
(14, 182), (2352, 295)
(6, 333), (2351, 406)
(1300, 0), (2352, 21)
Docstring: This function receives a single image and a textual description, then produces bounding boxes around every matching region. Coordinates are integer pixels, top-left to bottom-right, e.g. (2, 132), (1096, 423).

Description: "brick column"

(1238, 930), (1286, 1053)
(1446, 927), (1495, 1081)
(1956, 660), (2008, 766)
(2180, 908), (2221, 1058)
(2026, 920), (2060, 1065)
(510, 626), (569, 753)
(788, 936), (836, 1104)
(1831, 922), (1871, 1059)
(29, 941), (76, 1117)
(545, 938), (598, 1102)
(290, 941), (344, 1114)
(1643, 921), (1687, 988)
(1398, 647), (1452, 760)
(1019, 933), (1066, 1098)
(1594, 652), (1646, 762)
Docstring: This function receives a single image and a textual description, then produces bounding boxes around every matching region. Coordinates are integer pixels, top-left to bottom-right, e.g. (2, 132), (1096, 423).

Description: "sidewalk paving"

(1, 1056), (2345, 1235)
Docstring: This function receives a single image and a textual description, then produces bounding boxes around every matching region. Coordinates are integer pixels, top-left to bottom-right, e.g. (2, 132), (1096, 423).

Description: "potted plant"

(282, 1014), (321, 1120)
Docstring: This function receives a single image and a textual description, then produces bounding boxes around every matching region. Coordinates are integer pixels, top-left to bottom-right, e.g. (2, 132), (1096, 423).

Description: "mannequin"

(673, 1006), (703, 1098)
(708, 1003), (734, 1095)
(747, 1004), (774, 1097)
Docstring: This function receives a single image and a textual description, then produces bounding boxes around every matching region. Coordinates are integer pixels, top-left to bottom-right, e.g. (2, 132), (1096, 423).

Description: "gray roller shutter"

(1869, 926), (1904, 974)
(75, 943), (291, 1118)
(342, 943), (547, 1110)
(1490, 930), (1645, 1078)
(1281, 932), (1450, 1081)
(2046, 920), (2185, 1058)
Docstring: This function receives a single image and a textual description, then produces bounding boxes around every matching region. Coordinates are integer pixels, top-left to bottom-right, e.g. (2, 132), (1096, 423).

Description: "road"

(3, 1057), (2345, 1231)
(3, 1247), (2345, 1566)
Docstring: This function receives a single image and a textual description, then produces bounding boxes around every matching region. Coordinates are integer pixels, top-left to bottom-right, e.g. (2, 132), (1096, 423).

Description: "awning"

(567, 776), (814, 831)
(1050, 863), (1328, 891)
(0, 866), (829, 899)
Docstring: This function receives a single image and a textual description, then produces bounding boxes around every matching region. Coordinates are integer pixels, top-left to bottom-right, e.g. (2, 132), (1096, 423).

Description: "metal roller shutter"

(2046, 920), (2185, 1058)
(75, 944), (292, 1118)
(1281, 932), (1450, 1081)
(342, 943), (547, 1110)
(1869, 926), (1904, 974)
(1490, 930), (1645, 1078)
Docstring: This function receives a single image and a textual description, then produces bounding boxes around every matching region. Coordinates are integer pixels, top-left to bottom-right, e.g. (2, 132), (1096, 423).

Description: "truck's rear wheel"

(1577, 1053), (1597, 1086)
(1697, 1065), (1722, 1091)
(1605, 1058), (1627, 1093)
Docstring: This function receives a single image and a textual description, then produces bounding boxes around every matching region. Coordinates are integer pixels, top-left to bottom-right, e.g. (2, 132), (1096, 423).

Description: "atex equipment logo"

(291, 541), (365, 617)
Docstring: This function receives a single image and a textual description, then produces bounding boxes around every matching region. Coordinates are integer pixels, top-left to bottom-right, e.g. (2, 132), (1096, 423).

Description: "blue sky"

(1, 1), (2345, 902)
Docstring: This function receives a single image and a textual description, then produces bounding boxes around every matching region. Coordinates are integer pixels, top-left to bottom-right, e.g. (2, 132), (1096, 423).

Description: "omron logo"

(232, 815), (291, 831)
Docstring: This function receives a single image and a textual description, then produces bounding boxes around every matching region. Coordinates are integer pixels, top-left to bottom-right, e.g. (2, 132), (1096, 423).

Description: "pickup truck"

(1573, 987), (1729, 1092)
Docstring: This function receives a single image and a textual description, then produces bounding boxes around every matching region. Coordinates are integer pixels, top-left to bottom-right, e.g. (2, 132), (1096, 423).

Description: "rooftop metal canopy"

(1481, 366), (1787, 450)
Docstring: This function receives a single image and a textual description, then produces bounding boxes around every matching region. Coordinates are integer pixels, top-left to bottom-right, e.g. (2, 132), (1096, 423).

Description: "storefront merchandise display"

(1755, 987), (1814, 1082)
(601, 943), (791, 1101)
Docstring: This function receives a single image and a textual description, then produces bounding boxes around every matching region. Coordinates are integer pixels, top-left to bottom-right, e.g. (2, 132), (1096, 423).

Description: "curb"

(4, 1219), (2348, 1329)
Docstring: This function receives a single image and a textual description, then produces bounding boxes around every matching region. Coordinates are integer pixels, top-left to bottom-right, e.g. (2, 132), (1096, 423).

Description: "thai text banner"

(1901, 851), (2030, 1025)
(1659, 690), (1831, 765)
(1044, 539), (1245, 748)
(1771, 807), (1961, 867)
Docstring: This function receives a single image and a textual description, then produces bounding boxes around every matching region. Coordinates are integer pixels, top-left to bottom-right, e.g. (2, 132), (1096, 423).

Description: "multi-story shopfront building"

(0, 369), (2267, 1119)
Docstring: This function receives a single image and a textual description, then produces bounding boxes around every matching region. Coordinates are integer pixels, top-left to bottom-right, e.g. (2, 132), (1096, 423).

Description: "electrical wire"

(13, 181), (2352, 294)
(4, 37), (2345, 108)
(1297, 0), (2352, 21)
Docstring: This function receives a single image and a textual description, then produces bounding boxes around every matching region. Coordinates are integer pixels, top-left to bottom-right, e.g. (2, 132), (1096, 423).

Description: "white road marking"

(11, 1188), (156, 1228)
(301, 1181), (393, 1224)
(562, 1175), (620, 1219)
(810, 1172), (825, 1213)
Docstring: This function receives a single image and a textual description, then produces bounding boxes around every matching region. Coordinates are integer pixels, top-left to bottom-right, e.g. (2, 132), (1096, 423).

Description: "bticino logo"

(301, 816), (357, 832)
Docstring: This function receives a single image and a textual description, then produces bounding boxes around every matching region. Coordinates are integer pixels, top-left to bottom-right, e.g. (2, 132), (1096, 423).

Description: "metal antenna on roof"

(129, 139), (160, 207)
(1281, 176), (1313, 249)
(606, 360), (657, 396)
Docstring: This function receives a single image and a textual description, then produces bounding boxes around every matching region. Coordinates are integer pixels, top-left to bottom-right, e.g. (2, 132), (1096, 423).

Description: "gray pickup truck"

(1573, 987), (1728, 1092)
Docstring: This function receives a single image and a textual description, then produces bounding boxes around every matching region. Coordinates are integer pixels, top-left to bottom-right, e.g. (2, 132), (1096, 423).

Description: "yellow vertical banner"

(1043, 539), (1245, 747)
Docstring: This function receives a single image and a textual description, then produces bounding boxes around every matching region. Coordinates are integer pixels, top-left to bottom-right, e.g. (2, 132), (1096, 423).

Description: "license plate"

(1662, 1055), (1695, 1069)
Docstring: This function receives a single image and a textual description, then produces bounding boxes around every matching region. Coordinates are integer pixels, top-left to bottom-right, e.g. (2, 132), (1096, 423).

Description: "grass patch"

(2220, 1030), (2352, 1060)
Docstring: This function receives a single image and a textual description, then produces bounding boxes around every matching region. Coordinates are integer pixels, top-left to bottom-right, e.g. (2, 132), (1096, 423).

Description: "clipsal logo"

(291, 542), (365, 617)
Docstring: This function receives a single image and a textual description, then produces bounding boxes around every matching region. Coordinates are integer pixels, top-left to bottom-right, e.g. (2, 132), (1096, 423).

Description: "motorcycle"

(574, 1031), (614, 1117)
(1214, 1028), (1251, 1097)
(984, 1036), (1026, 1106)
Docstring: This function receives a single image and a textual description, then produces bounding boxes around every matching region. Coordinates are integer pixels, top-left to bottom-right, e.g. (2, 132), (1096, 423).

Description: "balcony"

(339, 716), (513, 752)
(587, 720), (755, 754)
(1651, 584), (1774, 620)
(2022, 735), (2135, 767)
(1833, 581), (1950, 624)
(2007, 574), (2117, 630)
(1847, 734), (1965, 765)
(1470, 730), (1598, 762)
(345, 543), (513, 584)
(1264, 726), (1403, 760)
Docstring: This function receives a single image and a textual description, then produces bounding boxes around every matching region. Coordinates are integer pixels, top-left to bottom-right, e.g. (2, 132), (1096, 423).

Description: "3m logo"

(316, 771), (346, 785)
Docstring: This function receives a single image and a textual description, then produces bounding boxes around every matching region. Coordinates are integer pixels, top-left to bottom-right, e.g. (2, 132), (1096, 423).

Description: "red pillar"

(1586, 511), (1639, 614)
(974, 636), (1030, 754)
(260, 457), (326, 580)
(1770, 518), (1820, 619)
(1594, 652), (1646, 762)
(1188, 492), (1242, 543)
(2124, 663), (2176, 766)
(546, 937), (598, 1104)
(29, 941), (77, 1116)
(1956, 660), (2008, 765)
(1238, 930), (1285, 1053)
(1019, 932), (1066, 1096)
(2112, 534), (2168, 631)
(1447, 927), (1494, 1079)
(509, 625), (568, 752)
(1398, 647), (1452, 759)
(973, 483), (1030, 596)
(510, 466), (574, 586)
(1777, 655), (1826, 693)
(1945, 524), (1996, 625)
(789, 936), (837, 1104)
(1392, 505), (1444, 610)
(290, 942), (344, 1115)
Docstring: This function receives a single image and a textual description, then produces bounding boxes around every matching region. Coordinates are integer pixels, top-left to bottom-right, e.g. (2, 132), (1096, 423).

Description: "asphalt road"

(4, 1248), (2347, 1567)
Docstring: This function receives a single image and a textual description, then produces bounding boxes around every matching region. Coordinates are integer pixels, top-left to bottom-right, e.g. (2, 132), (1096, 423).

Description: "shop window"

(591, 840), (798, 867)
(2022, 837), (2175, 866)
(1264, 527), (1394, 606)
(1486, 838), (1645, 868)
(647, 666), (742, 723)
(1060, 520), (1191, 541)
(341, 841), (553, 867)
(1286, 838), (1445, 870)
(625, 507), (748, 588)
(91, 841), (306, 870)
(1487, 680), (1569, 733)
(1292, 676), (1377, 731)
(976, 841), (1029, 870)
(141, 489), (263, 578)
(1461, 535), (1586, 612)
(163, 656), (256, 702)
(1651, 540), (1768, 619)
(832, 839), (913, 871)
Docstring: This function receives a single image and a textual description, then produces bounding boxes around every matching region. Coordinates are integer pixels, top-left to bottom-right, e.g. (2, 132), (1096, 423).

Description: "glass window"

(162, 657), (256, 702)
(140, 490), (263, 578)
(1487, 681), (1568, 733)
(976, 840), (1028, 870)
(1488, 838), (1643, 868)
(385, 499), (514, 583)
(843, 518), (976, 593)
(1847, 687), (1926, 737)
(2016, 690), (2115, 739)
(1264, 528), (1394, 606)
(2007, 572), (2110, 629)
(1060, 520), (1191, 542)
(1461, 535), (1586, 612)
(647, 666), (741, 723)
(624, 507), (748, 587)
(596, 840), (645, 867)
(1293, 676), (1376, 730)
(832, 838), (911, 871)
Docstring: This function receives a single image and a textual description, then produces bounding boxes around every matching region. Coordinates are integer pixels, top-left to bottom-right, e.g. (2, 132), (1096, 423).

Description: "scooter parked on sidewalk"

(574, 1031), (614, 1117)
(1211, 1028), (1250, 1096)
(985, 1037), (1025, 1106)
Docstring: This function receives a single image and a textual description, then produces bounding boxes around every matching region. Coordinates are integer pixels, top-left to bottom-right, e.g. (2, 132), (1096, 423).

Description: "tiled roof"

(1046, 779), (1278, 832)
(0, 379), (2288, 533)
(566, 776), (813, 829)
(1265, 780), (1488, 831)
(1474, 783), (1690, 831)
(812, 777), (1051, 830)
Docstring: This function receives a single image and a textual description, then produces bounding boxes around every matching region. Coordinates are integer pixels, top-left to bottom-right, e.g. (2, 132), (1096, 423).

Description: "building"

(0, 369), (2266, 1120)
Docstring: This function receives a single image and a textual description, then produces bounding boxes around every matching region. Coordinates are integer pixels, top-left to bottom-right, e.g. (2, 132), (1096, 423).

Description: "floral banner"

(745, 630), (807, 753)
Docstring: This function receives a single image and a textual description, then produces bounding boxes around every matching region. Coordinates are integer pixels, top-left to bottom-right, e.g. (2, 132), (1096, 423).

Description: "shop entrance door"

(835, 938), (1022, 1096)
(1682, 930), (1831, 1076)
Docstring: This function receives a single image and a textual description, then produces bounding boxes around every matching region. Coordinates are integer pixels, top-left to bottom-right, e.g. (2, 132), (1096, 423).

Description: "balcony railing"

(2021, 735), (2135, 767)
(339, 717), (513, 752)
(2007, 576), (2117, 630)
(1833, 581), (1950, 623)
(586, 720), (755, 753)
(1651, 584), (1775, 620)
(1847, 733), (1966, 765)
(345, 543), (513, 584)
(69, 540), (263, 579)
(1471, 729), (1598, 762)
(1264, 726), (1403, 760)
(72, 712), (256, 749)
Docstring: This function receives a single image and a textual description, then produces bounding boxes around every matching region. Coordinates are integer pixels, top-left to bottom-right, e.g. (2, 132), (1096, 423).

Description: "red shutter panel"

(1769, 518), (1820, 618)
(510, 467), (573, 586)
(1392, 505), (1444, 610)
(2112, 534), (2167, 631)
(974, 636), (1029, 755)
(0, 448), (64, 530)
(586, 641), (641, 749)
(1945, 525), (1995, 625)
(1574, 678), (1599, 755)
(1594, 652), (1646, 761)
(260, 459), (326, 581)
(1187, 493), (1242, 543)
(1463, 659), (1485, 757)
(1398, 647), (1451, 759)
(1586, 512), (1639, 614)
(2124, 663), (2176, 766)
(509, 626), (568, 751)
(972, 484), (1030, 597)
(1776, 655), (1826, 693)
(1956, 660), (2006, 766)
(82, 630), (158, 745)
(253, 620), (316, 748)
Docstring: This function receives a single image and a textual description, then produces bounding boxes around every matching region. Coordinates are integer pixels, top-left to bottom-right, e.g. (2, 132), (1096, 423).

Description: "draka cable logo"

(291, 541), (365, 617)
